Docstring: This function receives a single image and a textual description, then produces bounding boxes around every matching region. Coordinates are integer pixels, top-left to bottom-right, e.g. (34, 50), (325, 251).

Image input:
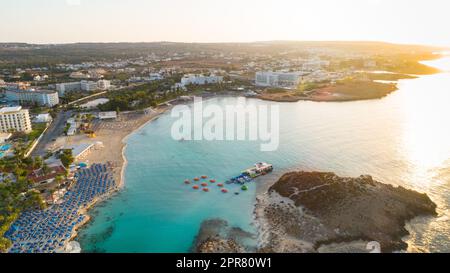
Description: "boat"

(226, 174), (252, 185)
(203, 188), (209, 192)
(221, 189), (228, 193)
(226, 162), (273, 185)
(184, 180), (190, 184)
(242, 162), (273, 178)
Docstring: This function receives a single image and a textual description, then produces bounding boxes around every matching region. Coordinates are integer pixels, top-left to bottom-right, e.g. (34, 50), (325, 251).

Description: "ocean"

(78, 57), (450, 253)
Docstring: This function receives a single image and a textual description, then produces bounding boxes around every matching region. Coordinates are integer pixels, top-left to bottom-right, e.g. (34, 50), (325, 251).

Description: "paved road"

(32, 110), (73, 157)
(67, 91), (107, 106)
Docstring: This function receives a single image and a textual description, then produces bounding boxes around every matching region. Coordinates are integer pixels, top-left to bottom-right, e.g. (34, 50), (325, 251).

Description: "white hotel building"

(56, 80), (111, 96)
(255, 71), (304, 88)
(0, 106), (32, 133)
(180, 74), (223, 87)
(5, 89), (60, 107)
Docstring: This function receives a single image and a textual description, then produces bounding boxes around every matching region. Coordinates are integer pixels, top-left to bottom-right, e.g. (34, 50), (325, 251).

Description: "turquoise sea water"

(78, 57), (450, 253)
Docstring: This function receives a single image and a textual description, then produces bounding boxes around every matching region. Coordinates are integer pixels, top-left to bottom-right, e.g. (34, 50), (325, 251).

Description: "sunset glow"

(1, 0), (450, 46)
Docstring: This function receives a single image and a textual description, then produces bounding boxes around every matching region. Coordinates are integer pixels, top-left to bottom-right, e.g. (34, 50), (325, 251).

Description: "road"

(67, 91), (107, 106)
(32, 110), (73, 157)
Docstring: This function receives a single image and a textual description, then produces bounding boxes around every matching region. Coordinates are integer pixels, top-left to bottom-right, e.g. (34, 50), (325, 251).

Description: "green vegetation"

(98, 77), (183, 112)
(0, 156), (47, 252)
(58, 149), (74, 168)
(361, 72), (417, 81)
(297, 82), (325, 92)
(265, 88), (287, 94)
(8, 123), (48, 158)
(63, 123), (70, 136)
(317, 79), (398, 100)
(28, 123), (47, 141)
(11, 123), (47, 146)
(184, 81), (228, 93)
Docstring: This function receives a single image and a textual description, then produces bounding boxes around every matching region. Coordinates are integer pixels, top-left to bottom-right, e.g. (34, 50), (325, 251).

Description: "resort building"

(0, 106), (32, 133)
(56, 80), (111, 96)
(5, 89), (59, 107)
(80, 81), (98, 92)
(255, 71), (303, 88)
(98, 111), (117, 120)
(55, 82), (81, 96)
(65, 142), (103, 161)
(4, 82), (31, 90)
(179, 74), (223, 87)
(27, 165), (67, 185)
(97, 79), (111, 90)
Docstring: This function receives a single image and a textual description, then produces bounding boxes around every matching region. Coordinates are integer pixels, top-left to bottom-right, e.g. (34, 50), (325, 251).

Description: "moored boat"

(226, 162), (273, 185)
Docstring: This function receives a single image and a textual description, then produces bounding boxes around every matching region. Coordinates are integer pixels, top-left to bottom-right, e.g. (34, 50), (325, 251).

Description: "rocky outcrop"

(193, 219), (254, 253)
(196, 238), (245, 253)
(256, 172), (437, 253)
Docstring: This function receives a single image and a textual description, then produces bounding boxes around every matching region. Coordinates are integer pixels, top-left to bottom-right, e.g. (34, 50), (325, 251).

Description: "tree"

(42, 162), (50, 175)
(55, 175), (64, 185)
(59, 149), (74, 168)
(33, 156), (43, 169)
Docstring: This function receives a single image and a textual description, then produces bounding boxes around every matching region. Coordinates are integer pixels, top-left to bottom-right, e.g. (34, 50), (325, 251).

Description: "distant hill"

(0, 41), (445, 68)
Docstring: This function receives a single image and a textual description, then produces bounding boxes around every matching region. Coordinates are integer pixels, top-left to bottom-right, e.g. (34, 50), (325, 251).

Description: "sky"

(1, 0), (449, 47)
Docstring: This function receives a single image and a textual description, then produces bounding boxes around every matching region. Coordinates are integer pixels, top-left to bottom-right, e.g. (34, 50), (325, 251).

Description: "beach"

(5, 105), (174, 253)
(81, 106), (170, 188)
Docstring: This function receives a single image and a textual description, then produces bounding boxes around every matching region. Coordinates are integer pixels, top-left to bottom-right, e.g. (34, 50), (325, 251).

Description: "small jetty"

(226, 162), (273, 185)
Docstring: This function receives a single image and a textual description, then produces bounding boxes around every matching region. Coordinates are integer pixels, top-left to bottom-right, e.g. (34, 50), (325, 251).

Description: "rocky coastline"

(256, 171), (437, 253)
(194, 171), (437, 253)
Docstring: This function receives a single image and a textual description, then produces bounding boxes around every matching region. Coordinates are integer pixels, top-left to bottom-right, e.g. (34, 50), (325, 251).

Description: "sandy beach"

(81, 106), (170, 188)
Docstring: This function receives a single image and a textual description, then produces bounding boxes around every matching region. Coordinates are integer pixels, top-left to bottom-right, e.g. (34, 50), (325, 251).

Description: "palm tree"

(33, 156), (43, 169)
(42, 163), (50, 175)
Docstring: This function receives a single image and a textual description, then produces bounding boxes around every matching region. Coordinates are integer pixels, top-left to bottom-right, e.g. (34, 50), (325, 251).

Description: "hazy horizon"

(0, 40), (447, 49)
(1, 0), (450, 47)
